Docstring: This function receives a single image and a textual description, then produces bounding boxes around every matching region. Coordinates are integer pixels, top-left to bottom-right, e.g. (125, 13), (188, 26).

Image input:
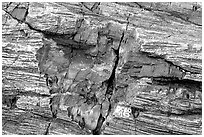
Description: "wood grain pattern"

(2, 2), (202, 135)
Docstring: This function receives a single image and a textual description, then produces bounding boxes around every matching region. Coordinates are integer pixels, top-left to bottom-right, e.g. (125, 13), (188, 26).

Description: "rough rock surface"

(2, 2), (202, 135)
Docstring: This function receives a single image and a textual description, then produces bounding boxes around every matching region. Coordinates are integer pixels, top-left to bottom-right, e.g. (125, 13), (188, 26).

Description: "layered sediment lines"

(2, 2), (202, 135)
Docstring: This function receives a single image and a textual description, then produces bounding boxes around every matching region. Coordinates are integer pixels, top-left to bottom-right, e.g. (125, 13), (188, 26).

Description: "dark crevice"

(153, 77), (202, 86)
(26, 22), (91, 48)
(140, 50), (201, 75)
(44, 122), (51, 135)
(91, 36), (122, 134)
(152, 77), (202, 91)
(92, 114), (105, 135)
(92, 16), (130, 134)
(164, 59), (201, 74)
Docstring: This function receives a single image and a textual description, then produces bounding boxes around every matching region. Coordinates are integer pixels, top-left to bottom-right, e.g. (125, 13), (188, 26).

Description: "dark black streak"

(92, 114), (105, 135)
(44, 122), (51, 135)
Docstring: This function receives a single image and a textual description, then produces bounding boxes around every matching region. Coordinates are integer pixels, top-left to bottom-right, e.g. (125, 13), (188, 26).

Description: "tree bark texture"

(2, 2), (202, 135)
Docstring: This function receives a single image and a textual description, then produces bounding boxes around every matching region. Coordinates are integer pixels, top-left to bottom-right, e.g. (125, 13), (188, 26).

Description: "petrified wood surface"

(2, 2), (202, 135)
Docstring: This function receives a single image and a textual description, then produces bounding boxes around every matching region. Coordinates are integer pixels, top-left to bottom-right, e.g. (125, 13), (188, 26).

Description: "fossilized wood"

(2, 2), (202, 135)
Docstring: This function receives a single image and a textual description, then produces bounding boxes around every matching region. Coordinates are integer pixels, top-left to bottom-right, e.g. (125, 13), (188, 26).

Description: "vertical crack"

(92, 15), (131, 135)
(44, 122), (51, 135)
(92, 113), (105, 135)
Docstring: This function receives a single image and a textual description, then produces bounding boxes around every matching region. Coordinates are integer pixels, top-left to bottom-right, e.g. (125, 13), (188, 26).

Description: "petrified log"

(2, 2), (202, 135)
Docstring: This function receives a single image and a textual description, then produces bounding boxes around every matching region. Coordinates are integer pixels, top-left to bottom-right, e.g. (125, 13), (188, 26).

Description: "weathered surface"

(2, 2), (202, 135)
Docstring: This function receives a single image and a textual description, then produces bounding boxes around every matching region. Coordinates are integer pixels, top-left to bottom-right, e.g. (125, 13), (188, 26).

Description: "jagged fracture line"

(91, 31), (124, 135)
(92, 15), (132, 134)
(44, 122), (51, 135)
